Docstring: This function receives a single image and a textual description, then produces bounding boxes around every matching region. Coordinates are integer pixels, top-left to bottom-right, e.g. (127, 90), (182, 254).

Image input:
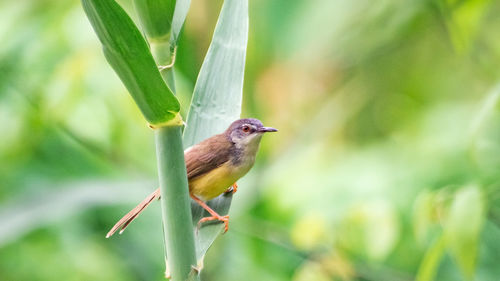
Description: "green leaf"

(133, 0), (176, 40)
(413, 190), (438, 246)
(416, 234), (447, 281)
(182, 0), (248, 265)
(170, 0), (191, 47)
(444, 185), (485, 280)
(82, 0), (180, 126)
(183, 0), (248, 146)
(436, 0), (491, 53)
(133, 0), (177, 68)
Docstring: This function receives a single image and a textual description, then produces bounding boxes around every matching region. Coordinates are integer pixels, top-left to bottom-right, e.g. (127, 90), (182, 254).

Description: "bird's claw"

(197, 215), (230, 233)
(224, 182), (238, 194)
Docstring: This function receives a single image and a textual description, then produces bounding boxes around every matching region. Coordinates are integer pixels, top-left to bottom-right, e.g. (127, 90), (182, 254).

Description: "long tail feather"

(106, 188), (160, 238)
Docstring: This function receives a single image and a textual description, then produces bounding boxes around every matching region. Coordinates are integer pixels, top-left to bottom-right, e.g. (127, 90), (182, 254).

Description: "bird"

(106, 118), (277, 238)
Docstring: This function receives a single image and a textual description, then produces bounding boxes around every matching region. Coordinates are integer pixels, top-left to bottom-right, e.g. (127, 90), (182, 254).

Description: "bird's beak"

(258, 126), (278, 133)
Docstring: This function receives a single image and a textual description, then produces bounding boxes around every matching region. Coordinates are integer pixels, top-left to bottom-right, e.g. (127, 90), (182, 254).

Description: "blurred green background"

(1, 0), (500, 280)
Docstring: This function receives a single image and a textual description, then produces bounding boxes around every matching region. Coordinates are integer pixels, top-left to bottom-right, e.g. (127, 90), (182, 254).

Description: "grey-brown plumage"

(106, 118), (277, 237)
(185, 133), (233, 181)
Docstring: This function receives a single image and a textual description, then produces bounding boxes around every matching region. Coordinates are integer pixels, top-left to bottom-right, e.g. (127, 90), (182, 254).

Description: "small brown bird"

(106, 118), (277, 237)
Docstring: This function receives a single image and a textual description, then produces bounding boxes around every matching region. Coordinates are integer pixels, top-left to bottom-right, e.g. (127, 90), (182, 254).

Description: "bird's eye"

(242, 125), (250, 132)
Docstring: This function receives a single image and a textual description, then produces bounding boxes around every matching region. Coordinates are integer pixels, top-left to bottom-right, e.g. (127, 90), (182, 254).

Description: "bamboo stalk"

(152, 41), (197, 281)
(155, 126), (198, 281)
(151, 41), (176, 93)
(132, 1), (198, 279)
(145, 18), (197, 281)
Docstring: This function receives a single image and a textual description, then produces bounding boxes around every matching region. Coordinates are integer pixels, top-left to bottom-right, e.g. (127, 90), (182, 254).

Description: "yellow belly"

(189, 161), (248, 201)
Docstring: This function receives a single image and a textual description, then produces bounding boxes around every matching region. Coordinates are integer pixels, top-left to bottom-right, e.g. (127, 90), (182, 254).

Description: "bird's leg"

(190, 194), (229, 233)
(224, 182), (238, 194)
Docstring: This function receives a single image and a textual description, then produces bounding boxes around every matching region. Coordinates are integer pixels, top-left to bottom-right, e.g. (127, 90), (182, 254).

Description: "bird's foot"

(197, 215), (229, 233)
(224, 182), (238, 194)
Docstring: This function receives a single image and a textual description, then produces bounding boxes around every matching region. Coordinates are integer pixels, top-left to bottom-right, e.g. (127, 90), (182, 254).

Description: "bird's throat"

(231, 134), (262, 168)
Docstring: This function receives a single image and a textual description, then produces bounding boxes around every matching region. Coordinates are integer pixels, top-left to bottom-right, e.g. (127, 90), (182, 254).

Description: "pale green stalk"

(152, 38), (198, 281)
(133, 1), (198, 280)
(155, 126), (197, 281)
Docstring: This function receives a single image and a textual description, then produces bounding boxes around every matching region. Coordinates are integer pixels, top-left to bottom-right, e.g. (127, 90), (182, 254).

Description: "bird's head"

(225, 118), (277, 149)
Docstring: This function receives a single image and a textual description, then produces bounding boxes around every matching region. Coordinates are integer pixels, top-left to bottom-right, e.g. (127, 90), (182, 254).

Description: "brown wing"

(106, 134), (232, 238)
(185, 134), (233, 181)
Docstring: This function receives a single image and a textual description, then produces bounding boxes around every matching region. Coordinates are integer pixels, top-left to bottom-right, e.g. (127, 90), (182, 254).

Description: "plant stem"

(149, 26), (197, 281)
(133, 2), (197, 276)
(151, 41), (176, 92)
(155, 126), (198, 281)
